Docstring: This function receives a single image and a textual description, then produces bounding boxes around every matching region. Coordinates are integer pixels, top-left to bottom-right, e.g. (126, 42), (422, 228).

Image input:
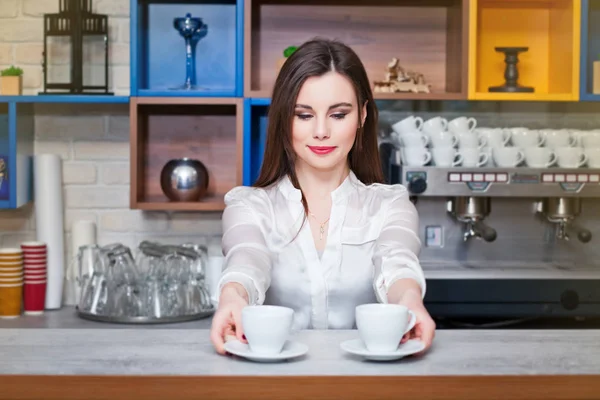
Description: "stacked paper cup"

(0, 248), (24, 319)
(20, 242), (47, 315)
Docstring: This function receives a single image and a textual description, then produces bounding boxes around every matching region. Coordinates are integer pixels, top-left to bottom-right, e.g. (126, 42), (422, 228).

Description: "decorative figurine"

(171, 13), (208, 91)
(40, 0), (112, 95)
(277, 46), (298, 70)
(488, 47), (534, 93)
(0, 66), (23, 95)
(373, 57), (431, 94)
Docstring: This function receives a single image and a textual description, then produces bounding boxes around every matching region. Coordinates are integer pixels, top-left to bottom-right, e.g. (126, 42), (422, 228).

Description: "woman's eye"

(296, 114), (312, 120)
(331, 113), (347, 120)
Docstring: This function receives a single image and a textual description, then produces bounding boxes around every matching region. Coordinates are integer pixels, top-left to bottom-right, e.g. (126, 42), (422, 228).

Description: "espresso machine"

(382, 146), (600, 321)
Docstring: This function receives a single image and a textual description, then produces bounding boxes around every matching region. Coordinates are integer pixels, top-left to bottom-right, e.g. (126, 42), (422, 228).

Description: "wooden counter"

(0, 309), (599, 400)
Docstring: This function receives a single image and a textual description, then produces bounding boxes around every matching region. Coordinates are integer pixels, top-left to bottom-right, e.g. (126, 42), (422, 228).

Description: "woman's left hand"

(398, 295), (436, 354)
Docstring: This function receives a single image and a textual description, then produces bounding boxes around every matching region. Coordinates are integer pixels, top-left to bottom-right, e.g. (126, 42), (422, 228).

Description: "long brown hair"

(253, 38), (384, 215)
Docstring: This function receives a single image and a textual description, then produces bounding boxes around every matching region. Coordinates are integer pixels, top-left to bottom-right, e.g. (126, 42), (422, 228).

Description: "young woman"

(210, 38), (435, 355)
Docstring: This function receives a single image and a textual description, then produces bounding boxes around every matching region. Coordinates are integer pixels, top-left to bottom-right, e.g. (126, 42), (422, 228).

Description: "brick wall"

(0, 1), (224, 266)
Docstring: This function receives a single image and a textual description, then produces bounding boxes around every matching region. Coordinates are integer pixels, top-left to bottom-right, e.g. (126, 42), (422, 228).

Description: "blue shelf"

(131, 0), (243, 97)
(0, 102), (33, 209)
(581, 0), (600, 100)
(0, 95), (130, 103)
(243, 98), (268, 186)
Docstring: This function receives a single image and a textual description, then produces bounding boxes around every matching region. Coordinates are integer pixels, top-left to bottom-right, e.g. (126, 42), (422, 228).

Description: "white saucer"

(340, 338), (425, 361)
(224, 339), (308, 363)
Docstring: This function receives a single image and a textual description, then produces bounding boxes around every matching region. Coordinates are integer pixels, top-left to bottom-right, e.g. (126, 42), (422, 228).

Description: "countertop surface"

(0, 308), (599, 376)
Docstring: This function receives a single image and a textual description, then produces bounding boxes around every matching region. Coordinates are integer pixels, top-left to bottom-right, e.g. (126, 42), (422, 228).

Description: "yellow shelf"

(468, 0), (581, 101)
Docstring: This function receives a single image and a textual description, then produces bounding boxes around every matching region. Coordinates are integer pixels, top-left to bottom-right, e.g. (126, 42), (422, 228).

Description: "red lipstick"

(308, 146), (336, 155)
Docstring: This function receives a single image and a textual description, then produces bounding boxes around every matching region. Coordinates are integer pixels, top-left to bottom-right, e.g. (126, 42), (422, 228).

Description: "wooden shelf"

(130, 97), (243, 211)
(130, 0), (243, 97)
(244, 0), (469, 100)
(0, 95), (129, 103)
(243, 99), (268, 186)
(468, 0), (581, 101)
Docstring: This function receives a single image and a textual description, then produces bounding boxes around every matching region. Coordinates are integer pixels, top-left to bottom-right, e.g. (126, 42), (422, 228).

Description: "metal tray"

(76, 306), (215, 324)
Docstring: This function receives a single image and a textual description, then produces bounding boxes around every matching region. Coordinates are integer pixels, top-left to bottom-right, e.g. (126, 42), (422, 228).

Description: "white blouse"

(217, 171), (426, 331)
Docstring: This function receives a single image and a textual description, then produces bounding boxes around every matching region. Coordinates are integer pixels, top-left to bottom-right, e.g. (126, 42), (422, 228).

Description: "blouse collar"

(277, 170), (361, 203)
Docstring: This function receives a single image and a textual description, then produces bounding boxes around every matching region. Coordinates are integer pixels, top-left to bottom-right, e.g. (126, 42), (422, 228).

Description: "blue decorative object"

(171, 13), (208, 91)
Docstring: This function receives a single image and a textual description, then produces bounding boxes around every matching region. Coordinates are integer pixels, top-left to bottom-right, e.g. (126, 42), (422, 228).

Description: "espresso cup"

(448, 116), (477, 133)
(459, 148), (488, 167)
(401, 147), (432, 166)
(475, 128), (511, 147)
(392, 116), (424, 134)
(511, 129), (545, 147)
(554, 147), (587, 168)
(541, 129), (577, 148)
(355, 304), (416, 353)
(432, 147), (463, 167)
(584, 147), (600, 168)
(457, 132), (487, 149)
(422, 116), (448, 135)
(241, 305), (294, 355)
(428, 131), (458, 148)
(493, 147), (524, 167)
(524, 147), (557, 168)
(397, 131), (430, 147)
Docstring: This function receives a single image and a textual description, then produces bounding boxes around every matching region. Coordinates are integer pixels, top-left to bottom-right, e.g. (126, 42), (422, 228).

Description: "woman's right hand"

(210, 282), (249, 355)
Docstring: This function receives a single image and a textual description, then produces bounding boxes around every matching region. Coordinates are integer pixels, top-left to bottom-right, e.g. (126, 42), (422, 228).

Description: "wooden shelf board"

(136, 89), (237, 98)
(133, 194), (226, 211)
(580, 93), (600, 101)
(245, 0), (467, 98)
(0, 95), (129, 103)
(373, 92), (466, 100)
(133, 97), (241, 105)
(470, 92), (578, 101)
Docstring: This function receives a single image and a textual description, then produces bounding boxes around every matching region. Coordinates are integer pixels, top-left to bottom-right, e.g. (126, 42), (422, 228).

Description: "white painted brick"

(64, 210), (98, 232)
(96, 232), (138, 251)
(101, 162), (129, 185)
(100, 210), (169, 232)
(35, 116), (105, 140)
(65, 186), (129, 209)
(16, 43), (71, 66)
(20, 65), (42, 89)
(0, 44), (13, 64)
(0, 19), (44, 42)
(111, 65), (129, 89)
(95, 0), (129, 17)
(1, 232), (36, 248)
(73, 141), (129, 160)
(107, 115), (129, 138)
(22, 0), (58, 16)
(0, 0), (18, 18)
(110, 43), (129, 65)
(34, 141), (71, 160)
(108, 19), (120, 43)
(169, 212), (223, 235)
(119, 20), (130, 43)
(0, 212), (30, 231)
(63, 163), (97, 184)
(14, 43), (43, 65)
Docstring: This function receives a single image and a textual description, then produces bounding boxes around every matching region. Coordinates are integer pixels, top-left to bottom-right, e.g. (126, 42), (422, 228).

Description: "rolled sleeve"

(372, 186), (426, 303)
(217, 187), (272, 305)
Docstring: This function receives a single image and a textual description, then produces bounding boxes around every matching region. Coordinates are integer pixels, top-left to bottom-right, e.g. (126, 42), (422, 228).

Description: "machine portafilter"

(536, 197), (592, 242)
(447, 197), (497, 242)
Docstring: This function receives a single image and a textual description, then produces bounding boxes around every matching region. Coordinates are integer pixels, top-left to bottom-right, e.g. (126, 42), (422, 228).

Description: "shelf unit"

(4, 0), (600, 210)
(130, 0), (244, 97)
(129, 97), (243, 211)
(244, 0), (469, 101)
(468, 0), (581, 101)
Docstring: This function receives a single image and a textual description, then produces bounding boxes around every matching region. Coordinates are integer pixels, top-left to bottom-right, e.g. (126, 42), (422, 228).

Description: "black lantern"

(40, 0), (113, 95)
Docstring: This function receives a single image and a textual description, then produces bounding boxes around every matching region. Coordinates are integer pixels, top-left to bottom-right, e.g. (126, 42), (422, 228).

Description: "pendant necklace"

(308, 211), (330, 241)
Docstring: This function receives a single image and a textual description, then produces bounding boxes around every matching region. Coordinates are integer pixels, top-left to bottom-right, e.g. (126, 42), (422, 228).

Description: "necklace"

(308, 211), (330, 241)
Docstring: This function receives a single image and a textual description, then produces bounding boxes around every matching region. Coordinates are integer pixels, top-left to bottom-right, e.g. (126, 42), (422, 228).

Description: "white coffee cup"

(448, 116), (477, 133)
(401, 147), (432, 166)
(429, 131), (458, 147)
(584, 147), (600, 168)
(554, 147), (588, 168)
(493, 147), (524, 167)
(396, 131), (430, 147)
(242, 305), (294, 355)
(541, 129), (577, 148)
(432, 147), (463, 167)
(423, 116), (448, 135)
(524, 147), (557, 168)
(355, 304), (416, 353)
(457, 132), (487, 149)
(392, 116), (424, 134)
(475, 128), (511, 147)
(511, 129), (545, 147)
(459, 148), (488, 167)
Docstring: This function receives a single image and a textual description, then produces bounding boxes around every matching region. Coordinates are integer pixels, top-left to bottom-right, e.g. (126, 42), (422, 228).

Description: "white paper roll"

(63, 220), (97, 305)
(34, 154), (65, 310)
